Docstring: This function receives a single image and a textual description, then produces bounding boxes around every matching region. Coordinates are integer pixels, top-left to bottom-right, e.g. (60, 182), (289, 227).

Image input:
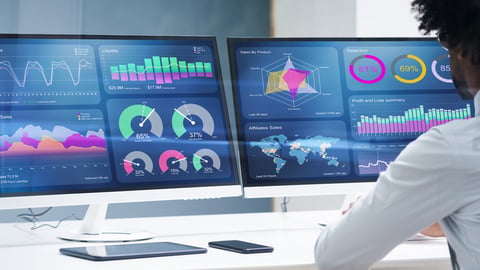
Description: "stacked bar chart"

(356, 104), (472, 135)
(109, 56), (213, 84)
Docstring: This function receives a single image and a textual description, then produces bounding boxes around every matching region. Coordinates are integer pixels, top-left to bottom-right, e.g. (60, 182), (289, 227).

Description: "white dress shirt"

(314, 92), (480, 270)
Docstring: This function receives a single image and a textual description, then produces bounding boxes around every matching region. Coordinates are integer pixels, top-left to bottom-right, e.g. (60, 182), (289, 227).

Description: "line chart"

(0, 44), (100, 105)
(0, 58), (94, 87)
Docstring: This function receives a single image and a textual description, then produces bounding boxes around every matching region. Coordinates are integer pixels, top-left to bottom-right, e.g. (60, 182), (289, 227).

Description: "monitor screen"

(228, 37), (474, 198)
(0, 34), (241, 208)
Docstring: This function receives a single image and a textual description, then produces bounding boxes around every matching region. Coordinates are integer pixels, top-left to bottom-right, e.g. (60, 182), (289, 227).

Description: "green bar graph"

(357, 104), (472, 135)
(109, 55), (214, 83)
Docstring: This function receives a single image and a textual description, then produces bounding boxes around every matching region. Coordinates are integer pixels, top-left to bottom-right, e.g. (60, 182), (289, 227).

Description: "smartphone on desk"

(59, 241), (207, 261)
(208, 240), (273, 254)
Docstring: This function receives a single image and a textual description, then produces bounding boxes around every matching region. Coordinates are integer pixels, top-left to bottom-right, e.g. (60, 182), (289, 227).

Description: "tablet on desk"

(59, 241), (207, 261)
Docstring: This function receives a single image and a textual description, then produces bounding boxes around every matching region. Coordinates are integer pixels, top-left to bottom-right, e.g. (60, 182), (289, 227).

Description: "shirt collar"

(475, 91), (480, 117)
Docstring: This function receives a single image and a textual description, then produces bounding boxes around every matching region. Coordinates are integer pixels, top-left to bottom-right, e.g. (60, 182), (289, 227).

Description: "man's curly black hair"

(412, 0), (480, 65)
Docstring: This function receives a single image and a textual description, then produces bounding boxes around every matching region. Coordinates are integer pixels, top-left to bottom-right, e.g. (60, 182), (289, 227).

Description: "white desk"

(0, 211), (451, 270)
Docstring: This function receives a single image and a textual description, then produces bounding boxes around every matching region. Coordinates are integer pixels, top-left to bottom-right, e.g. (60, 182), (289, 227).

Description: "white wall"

(355, 0), (425, 37)
(271, 0), (356, 37)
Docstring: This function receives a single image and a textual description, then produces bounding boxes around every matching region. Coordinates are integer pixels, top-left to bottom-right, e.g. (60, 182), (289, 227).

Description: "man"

(314, 0), (480, 269)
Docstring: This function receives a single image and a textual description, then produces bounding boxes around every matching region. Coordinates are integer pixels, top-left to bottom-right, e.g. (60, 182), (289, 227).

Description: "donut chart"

(391, 54), (426, 84)
(349, 54), (386, 84)
(431, 54), (452, 83)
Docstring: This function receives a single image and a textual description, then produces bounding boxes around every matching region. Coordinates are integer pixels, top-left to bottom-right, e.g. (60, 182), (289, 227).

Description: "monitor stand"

(57, 203), (155, 242)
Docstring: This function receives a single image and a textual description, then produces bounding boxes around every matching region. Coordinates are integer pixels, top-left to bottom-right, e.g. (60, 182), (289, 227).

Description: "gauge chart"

(172, 103), (214, 139)
(123, 151), (154, 176)
(193, 148), (221, 172)
(118, 104), (164, 140)
(159, 149), (188, 174)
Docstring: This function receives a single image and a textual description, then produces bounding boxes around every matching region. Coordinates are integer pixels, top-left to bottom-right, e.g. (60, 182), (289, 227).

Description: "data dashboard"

(229, 38), (473, 188)
(0, 35), (238, 196)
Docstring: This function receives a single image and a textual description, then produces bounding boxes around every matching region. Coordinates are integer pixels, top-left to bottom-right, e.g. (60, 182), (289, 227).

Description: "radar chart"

(262, 56), (320, 108)
(234, 46), (344, 120)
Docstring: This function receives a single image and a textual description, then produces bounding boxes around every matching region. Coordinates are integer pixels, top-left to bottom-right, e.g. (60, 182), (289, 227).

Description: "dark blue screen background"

(229, 38), (474, 187)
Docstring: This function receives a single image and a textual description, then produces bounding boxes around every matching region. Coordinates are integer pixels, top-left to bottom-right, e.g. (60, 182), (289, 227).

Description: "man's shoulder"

(429, 117), (480, 136)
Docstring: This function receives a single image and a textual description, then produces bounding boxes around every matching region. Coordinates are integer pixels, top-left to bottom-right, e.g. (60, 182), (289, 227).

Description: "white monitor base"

(58, 230), (155, 242)
(57, 203), (155, 242)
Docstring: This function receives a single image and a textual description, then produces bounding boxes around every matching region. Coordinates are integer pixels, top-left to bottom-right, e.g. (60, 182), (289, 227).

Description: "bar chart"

(99, 44), (219, 95)
(109, 56), (214, 84)
(356, 104), (472, 135)
(349, 94), (475, 140)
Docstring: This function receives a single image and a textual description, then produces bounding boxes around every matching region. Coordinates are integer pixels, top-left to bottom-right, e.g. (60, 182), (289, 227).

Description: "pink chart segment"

(282, 69), (310, 100)
(349, 54), (386, 84)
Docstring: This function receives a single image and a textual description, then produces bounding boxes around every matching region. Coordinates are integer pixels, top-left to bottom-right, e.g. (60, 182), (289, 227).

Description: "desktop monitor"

(0, 34), (242, 241)
(228, 37), (474, 198)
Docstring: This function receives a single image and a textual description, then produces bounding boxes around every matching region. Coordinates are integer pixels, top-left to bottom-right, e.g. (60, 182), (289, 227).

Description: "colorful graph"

(172, 103), (215, 139)
(431, 54), (452, 83)
(0, 124), (106, 156)
(262, 56), (320, 107)
(356, 104), (472, 135)
(193, 148), (221, 172)
(123, 151), (154, 175)
(349, 54), (386, 84)
(391, 54), (427, 84)
(159, 149), (188, 173)
(118, 104), (164, 140)
(109, 56), (213, 85)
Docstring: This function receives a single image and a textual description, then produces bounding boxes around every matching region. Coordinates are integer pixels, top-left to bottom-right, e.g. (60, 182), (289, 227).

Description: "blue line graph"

(0, 58), (93, 87)
(0, 44), (100, 106)
(354, 143), (405, 176)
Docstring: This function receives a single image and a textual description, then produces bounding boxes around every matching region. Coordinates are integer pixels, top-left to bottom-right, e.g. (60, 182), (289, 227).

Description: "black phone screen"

(208, 240), (274, 254)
